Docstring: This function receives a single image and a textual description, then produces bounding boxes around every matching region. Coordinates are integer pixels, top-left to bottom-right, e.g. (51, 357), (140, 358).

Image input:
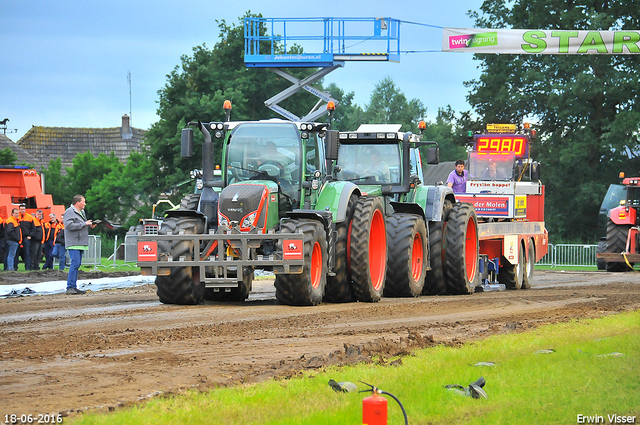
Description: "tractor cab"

(467, 152), (515, 181)
(218, 120), (329, 232)
(335, 124), (438, 197)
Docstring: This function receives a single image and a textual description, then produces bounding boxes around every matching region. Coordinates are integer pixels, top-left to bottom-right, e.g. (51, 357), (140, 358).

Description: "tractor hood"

(218, 181), (280, 232)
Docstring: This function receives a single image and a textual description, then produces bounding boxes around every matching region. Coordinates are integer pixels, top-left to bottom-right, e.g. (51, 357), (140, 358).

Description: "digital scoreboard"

(473, 134), (530, 159)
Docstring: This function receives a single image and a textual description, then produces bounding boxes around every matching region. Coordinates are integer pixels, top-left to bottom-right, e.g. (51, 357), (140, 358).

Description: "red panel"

(525, 186), (545, 222)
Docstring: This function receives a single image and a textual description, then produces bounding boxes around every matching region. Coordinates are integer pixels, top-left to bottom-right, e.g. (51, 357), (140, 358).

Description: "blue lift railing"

(244, 17), (402, 121)
(244, 17), (401, 68)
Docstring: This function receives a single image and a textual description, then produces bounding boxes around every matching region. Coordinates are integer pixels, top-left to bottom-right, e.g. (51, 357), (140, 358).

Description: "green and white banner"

(443, 28), (640, 54)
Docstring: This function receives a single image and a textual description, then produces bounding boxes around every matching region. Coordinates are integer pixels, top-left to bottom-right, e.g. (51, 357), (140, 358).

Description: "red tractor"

(598, 173), (640, 271)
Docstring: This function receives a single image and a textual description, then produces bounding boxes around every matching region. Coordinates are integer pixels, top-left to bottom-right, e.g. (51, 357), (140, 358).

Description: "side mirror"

(181, 128), (194, 159)
(325, 130), (340, 161)
(426, 146), (439, 165)
(531, 162), (541, 181)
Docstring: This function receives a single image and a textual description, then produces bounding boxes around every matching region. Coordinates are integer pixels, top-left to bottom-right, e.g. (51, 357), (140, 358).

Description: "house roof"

(0, 133), (38, 166)
(17, 115), (147, 172)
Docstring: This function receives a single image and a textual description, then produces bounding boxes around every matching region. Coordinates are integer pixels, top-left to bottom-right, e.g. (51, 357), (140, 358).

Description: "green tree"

(467, 0), (640, 242)
(145, 13), (324, 198)
(363, 76), (427, 134)
(86, 150), (159, 227)
(422, 106), (470, 162)
(0, 147), (17, 165)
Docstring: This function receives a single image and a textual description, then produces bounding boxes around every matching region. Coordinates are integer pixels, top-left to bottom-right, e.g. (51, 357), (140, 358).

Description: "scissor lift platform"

(244, 17), (402, 121)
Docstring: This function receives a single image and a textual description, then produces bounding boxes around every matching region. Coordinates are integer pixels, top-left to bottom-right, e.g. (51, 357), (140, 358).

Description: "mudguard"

(315, 181), (362, 223)
(411, 185), (455, 222)
(610, 205), (636, 225)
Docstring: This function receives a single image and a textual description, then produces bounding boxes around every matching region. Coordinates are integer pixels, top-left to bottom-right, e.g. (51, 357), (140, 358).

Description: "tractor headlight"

(242, 212), (257, 228)
(219, 215), (229, 227)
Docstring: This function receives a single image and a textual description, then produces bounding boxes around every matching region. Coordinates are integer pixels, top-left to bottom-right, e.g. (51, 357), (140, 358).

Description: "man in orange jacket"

(5, 209), (22, 271)
(30, 209), (46, 270)
(18, 204), (34, 270)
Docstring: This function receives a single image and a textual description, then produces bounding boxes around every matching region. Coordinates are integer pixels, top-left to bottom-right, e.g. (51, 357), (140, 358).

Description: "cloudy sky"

(1, 0), (484, 141)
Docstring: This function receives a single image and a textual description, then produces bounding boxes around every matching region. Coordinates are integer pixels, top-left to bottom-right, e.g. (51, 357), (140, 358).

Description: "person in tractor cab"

(362, 149), (391, 182)
(447, 159), (468, 193)
(255, 141), (294, 179)
(482, 160), (508, 180)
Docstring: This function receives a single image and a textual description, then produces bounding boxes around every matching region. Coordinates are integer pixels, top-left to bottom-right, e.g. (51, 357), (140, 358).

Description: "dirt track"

(0, 270), (639, 420)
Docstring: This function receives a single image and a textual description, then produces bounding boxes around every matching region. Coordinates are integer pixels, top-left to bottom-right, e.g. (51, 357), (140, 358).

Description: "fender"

(610, 205), (636, 225)
(412, 185), (455, 222)
(315, 181), (362, 223)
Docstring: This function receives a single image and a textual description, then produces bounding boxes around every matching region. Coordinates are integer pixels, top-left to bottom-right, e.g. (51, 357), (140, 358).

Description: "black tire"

(605, 219), (632, 272)
(350, 197), (387, 302)
(423, 199), (452, 295)
(444, 202), (479, 295)
(423, 221), (445, 295)
(155, 216), (205, 305)
(204, 267), (253, 302)
(180, 193), (201, 210)
(324, 194), (357, 303)
(275, 219), (326, 306)
(522, 239), (535, 289)
(596, 240), (606, 271)
(499, 242), (525, 290)
(384, 214), (427, 297)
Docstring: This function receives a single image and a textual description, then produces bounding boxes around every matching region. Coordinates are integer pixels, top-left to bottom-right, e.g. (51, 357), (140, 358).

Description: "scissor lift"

(244, 17), (402, 121)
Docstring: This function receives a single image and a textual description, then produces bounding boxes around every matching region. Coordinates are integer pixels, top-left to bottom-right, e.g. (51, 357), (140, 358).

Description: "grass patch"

(72, 310), (640, 424)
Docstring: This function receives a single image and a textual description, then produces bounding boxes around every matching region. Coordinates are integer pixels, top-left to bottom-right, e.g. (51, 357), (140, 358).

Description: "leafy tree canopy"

(467, 0), (640, 241)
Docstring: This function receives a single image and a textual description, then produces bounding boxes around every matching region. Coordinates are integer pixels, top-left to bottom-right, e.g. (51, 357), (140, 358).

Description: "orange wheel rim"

(310, 241), (322, 289)
(369, 209), (386, 291)
(464, 216), (478, 282)
(411, 232), (424, 282)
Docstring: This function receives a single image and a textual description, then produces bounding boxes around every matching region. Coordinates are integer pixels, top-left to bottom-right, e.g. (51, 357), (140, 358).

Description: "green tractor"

(137, 109), (386, 306)
(333, 124), (480, 298)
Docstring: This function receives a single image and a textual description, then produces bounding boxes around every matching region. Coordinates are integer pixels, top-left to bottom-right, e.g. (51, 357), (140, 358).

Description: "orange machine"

(0, 166), (65, 219)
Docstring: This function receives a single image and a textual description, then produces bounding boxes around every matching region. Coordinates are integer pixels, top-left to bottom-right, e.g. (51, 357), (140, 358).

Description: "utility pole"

(127, 71), (132, 125)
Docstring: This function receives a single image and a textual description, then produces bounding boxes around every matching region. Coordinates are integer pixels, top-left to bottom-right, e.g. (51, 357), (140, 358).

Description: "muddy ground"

(0, 270), (638, 421)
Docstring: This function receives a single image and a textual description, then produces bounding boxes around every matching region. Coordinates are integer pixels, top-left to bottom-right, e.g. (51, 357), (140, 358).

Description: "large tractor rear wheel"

(275, 219), (326, 306)
(155, 216), (205, 305)
(384, 214), (427, 297)
(324, 194), (357, 303)
(204, 267), (253, 302)
(605, 219), (632, 272)
(180, 193), (201, 210)
(350, 197), (387, 302)
(444, 202), (479, 295)
(499, 242), (525, 290)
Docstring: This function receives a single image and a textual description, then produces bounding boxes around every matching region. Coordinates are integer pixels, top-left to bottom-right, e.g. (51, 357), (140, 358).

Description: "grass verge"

(72, 310), (639, 424)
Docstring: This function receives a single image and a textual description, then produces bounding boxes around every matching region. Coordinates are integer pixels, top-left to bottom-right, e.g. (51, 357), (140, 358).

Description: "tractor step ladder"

(244, 17), (402, 122)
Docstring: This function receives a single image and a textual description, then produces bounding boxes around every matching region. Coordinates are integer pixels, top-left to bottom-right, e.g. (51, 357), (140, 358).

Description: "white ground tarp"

(1, 275), (156, 298)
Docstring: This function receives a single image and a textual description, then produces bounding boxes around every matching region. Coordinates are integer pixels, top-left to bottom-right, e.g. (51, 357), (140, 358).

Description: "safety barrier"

(124, 234), (138, 263)
(538, 243), (598, 267)
(54, 235), (102, 268)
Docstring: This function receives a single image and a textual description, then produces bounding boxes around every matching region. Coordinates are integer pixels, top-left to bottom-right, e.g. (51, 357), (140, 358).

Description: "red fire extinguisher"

(360, 381), (408, 425)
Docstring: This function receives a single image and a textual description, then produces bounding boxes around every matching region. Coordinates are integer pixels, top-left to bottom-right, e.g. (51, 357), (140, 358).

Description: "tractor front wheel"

(444, 202), (479, 295)
(384, 214), (427, 297)
(350, 197), (387, 302)
(155, 216), (205, 305)
(275, 219), (326, 306)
